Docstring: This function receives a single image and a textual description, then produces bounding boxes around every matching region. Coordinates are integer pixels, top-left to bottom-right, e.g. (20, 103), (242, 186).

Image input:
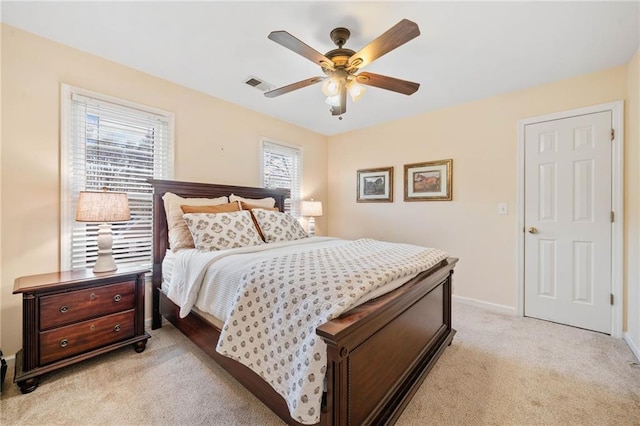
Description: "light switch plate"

(498, 202), (508, 215)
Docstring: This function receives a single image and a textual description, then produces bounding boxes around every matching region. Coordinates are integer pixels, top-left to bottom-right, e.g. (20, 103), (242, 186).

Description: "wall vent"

(243, 76), (274, 92)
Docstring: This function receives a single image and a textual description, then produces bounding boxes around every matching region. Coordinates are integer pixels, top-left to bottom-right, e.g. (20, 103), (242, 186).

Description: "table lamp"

(301, 199), (323, 236)
(75, 188), (130, 272)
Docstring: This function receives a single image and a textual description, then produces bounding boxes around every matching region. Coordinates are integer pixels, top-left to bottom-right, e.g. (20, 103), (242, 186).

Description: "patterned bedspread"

(216, 238), (448, 424)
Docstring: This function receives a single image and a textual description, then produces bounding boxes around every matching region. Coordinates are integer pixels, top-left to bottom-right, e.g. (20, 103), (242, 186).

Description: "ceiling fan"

(264, 19), (421, 117)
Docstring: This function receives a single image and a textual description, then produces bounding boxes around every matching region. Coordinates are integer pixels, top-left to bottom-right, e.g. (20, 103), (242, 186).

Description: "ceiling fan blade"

(347, 19), (420, 70)
(264, 77), (325, 98)
(268, 31), (334, 68)
(356, 72), (420, 95)
(331, 83), (347, 116)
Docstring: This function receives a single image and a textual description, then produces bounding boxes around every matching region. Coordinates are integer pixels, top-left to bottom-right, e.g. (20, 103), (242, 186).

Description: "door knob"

(528, 227), (538, 234)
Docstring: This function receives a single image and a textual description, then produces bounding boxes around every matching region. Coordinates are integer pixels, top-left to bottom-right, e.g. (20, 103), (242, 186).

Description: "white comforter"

(166, 237), (422, 321)
(167, 237), (342, 319)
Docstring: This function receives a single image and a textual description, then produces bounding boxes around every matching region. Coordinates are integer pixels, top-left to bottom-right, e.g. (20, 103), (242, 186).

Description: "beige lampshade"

(76, 190), (131, 222)
(301, 200), (323, 217)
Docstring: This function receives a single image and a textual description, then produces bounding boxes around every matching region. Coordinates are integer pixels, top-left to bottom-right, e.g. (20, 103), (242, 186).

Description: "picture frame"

(357, 167), (394, 202)
(404, 159), (453, 201)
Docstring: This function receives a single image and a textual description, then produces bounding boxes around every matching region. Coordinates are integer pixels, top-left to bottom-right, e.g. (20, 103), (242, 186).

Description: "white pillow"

(229, 194), (276, 209)
(163, 192), (228, 252)
(252, 209), (308, 243)
(182, 211), (264, 251)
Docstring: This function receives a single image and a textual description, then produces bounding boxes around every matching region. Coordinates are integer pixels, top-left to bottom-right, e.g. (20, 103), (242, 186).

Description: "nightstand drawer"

(40, 281), (135, 329)
(39, 310), (135, 365)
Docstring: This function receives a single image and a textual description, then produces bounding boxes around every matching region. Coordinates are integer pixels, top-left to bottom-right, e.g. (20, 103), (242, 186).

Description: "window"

(261, 139), (302, 217)
(61, 85), (174, 271)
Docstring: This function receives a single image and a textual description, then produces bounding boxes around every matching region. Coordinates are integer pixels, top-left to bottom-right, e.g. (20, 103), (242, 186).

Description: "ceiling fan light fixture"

(325, 95), (341, 106)
(347, 80), (366, 102)
(321, 77), (341, 97)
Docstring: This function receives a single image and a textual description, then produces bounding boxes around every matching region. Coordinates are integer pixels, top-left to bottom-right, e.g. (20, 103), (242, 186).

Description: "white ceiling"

(2, 1), (639, 136)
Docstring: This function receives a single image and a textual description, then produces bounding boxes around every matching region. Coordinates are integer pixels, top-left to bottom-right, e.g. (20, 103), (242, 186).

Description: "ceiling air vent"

(243, 76), (274, 92)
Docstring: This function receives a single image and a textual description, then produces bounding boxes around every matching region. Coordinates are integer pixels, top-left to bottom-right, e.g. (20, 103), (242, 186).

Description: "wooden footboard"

(318, 259), (456, 425)
(158, 257), (456, 425)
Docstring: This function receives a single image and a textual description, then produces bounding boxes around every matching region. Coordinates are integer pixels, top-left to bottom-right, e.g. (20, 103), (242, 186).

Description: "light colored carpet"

(2, 302), (639, 425)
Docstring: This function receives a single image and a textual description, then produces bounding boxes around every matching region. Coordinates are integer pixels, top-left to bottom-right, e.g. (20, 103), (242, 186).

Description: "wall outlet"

(498, 202), (508, 215)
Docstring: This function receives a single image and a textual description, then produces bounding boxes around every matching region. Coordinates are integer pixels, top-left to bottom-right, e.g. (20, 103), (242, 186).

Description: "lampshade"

(325, 95), (341, 107)
(76, 190), (130, 223)
(301, 200), (323, 217)
(347, 80), (366, 102)
(321, 77), (340, 97)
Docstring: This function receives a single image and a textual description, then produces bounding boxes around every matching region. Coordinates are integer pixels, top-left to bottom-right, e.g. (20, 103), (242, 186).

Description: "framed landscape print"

(357, 167), (393, 202)
(404, 159), (452, 201)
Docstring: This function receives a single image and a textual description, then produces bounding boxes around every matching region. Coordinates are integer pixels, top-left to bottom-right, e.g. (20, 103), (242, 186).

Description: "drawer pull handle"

(113, 294), (122, 302)
(89, 292), (96, 300)
(90, 324), (95, 331)
(60, 339), (69, 348)
(113, 325), (121, 332)
(59, 305), (69, 314)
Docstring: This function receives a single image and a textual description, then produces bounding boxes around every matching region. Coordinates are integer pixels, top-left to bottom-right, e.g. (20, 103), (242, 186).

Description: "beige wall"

(2, 22), (638, 358)
(0, 24), (3, 347)
(0, 25), (328, 355)
(626, 49), (640, 354)
(328, 66), (629, 313)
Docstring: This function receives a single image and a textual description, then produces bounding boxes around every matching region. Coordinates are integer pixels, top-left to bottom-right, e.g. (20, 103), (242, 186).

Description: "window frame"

(260, 137), (303, 217)
(60, 84), (174, 271)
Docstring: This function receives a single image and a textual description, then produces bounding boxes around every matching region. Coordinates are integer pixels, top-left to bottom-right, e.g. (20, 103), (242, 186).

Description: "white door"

(524, 111), (612, 333)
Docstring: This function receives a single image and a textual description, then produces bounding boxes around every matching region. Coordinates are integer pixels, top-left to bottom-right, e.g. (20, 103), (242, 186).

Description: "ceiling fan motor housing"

(323, 49), (356, 72)
(325, 27), (358, 71)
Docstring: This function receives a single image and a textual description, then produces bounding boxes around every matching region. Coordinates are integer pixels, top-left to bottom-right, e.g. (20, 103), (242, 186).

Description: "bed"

(149, 179), (458, 425)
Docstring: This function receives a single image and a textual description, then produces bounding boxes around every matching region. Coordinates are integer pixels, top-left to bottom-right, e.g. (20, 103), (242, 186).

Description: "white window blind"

(61, 85), (174, 271)
(261, 139), (302, 217)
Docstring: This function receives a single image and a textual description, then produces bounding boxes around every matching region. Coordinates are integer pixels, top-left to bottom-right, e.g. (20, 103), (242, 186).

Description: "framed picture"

(404, 159), (453, 201)
(357, 167), (394, 202)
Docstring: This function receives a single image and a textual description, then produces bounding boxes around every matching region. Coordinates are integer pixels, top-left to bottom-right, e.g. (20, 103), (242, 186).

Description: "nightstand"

(13, 267), (150, 393)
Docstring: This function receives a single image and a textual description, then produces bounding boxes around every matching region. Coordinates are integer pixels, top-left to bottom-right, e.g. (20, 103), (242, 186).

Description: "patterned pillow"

(163, 192), (228, 252)
(182, 211), (264, 251)
(252, 209), (308, 243)
(239, 202), (280, 242)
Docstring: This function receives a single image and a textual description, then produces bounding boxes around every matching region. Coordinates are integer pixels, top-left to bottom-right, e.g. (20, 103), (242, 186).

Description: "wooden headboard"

(147, 179), (289, 328)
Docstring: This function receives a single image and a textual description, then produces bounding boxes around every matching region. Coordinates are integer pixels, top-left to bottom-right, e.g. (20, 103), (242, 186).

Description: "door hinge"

(611, 293), (614, 305)
(611, 211), (615, 223)
(611, 129), (615, 141)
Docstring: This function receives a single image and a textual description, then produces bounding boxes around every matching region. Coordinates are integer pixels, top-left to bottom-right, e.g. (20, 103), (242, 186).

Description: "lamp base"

(93, 256), (117, 273)
(93, 223), (117, 273)
(308, 217), (316, 236)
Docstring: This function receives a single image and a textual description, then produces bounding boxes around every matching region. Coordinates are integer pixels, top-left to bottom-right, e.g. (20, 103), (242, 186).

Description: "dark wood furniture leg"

(0, 349), (7, 394)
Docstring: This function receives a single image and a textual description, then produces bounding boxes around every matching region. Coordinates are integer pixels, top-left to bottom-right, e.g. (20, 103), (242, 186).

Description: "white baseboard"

(623, 332), (640, 362)
(453, 295), (517, 316)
